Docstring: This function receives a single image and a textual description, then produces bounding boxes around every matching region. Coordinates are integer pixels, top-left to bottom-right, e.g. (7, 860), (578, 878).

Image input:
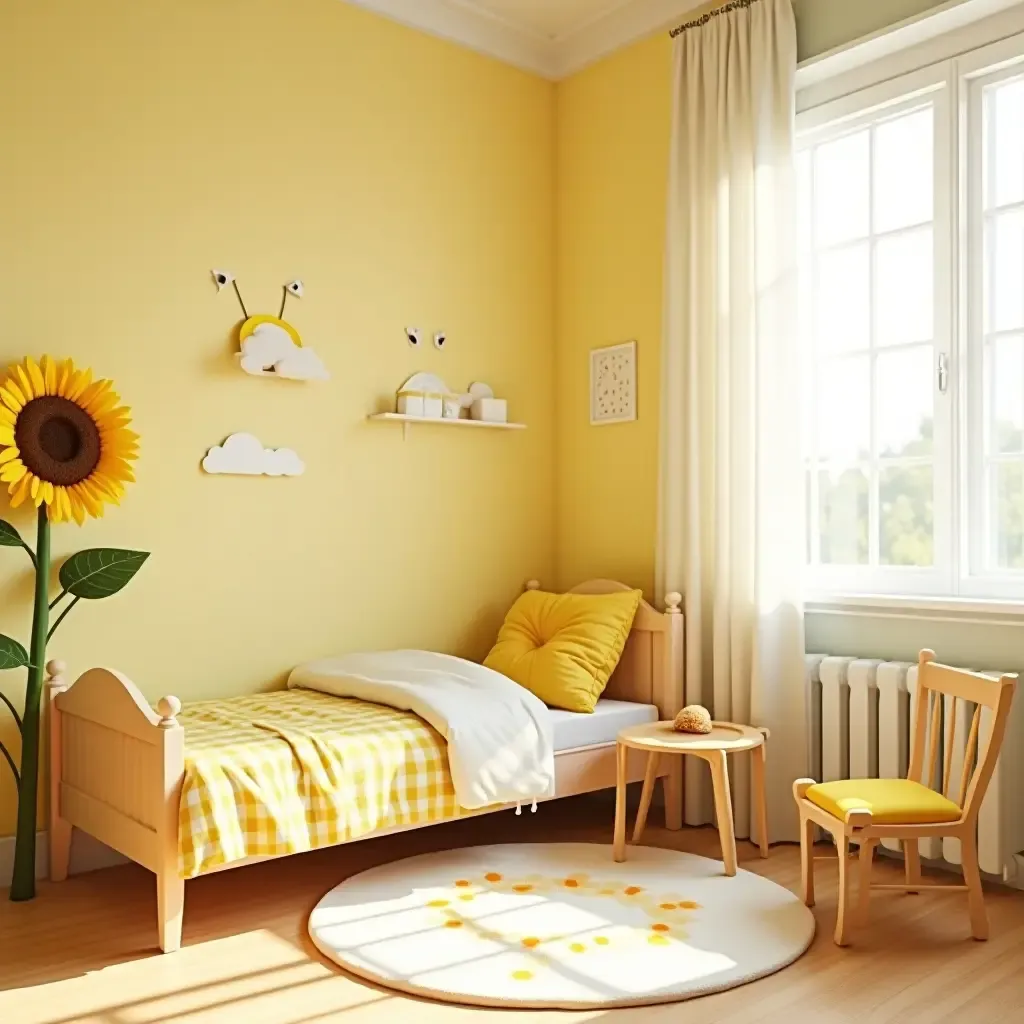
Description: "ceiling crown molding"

(343, 0), (706, 80)
(343, 0), (559, 77)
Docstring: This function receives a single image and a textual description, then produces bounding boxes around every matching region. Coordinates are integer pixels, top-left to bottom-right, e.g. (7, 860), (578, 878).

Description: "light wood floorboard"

(2, 795), (1024, 1023)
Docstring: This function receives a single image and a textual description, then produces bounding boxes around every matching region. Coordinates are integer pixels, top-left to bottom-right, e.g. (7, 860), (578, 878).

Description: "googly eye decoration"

(433, 331), (448, 351)
(406, 327), (422, 349)
(286, 279), (305, 298)
(212, 269), (236, 291)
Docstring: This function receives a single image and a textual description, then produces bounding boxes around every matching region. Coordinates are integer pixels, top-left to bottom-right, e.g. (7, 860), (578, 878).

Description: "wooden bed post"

(662, 593), (684, 831)
(47, 660), (72, 882)
(156, 696), (185, 953)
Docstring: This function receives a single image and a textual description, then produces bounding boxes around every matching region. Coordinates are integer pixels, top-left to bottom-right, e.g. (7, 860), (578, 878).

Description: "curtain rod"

(669, 0), (763, 38)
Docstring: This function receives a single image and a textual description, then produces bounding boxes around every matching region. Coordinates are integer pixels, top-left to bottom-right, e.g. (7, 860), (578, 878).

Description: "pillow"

(484, 589), (643, 714)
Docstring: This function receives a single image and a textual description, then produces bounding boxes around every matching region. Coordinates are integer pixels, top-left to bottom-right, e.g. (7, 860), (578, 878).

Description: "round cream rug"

(309, 842), (815, 1009)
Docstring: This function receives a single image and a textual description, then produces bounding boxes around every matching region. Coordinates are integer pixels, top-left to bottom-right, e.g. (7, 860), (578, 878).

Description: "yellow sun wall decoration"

(0, 356), (139, 523)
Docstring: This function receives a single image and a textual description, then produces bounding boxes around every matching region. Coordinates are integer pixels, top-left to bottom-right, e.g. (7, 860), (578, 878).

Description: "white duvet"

(288, 650), (555, 810)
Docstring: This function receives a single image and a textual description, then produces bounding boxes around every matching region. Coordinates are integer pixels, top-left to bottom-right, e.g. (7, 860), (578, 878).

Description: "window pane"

(814, 129), (870, 246)
(819, 466), (868, 565)
(818, 356), (870, 463)
(874, 106), (933, 233)
(989, 335), (1024, 455)
(993, 462), (1024, 569)
(987, 208), (1024, 333)
(987, 77), (1024, 209)
(798, 149), (813, 257)
(815, 243), (870, 354)
(877, 346), (934, 457)
(880, 464), (934, 566)
(876, 227), (934, 346)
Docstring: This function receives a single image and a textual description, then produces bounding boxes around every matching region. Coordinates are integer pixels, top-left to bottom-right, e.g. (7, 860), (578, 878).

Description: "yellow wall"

(0, 0), (555, 835)
(555, 34), (671, 598)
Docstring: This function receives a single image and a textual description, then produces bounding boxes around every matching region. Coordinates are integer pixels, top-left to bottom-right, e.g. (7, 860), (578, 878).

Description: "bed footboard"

(48, 662), (185, 952)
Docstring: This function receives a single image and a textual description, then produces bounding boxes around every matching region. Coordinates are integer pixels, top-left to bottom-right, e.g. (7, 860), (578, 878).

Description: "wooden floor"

(3, 795), (1024, 1023)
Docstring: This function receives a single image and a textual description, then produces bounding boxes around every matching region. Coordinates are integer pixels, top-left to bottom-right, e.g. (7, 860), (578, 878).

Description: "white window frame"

(799, 65), (955, 599)
(798, 29), (1024, 604)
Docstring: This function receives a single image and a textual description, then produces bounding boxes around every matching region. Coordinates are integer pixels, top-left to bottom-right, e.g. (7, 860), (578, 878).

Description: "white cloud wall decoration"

(239, 323), (330, 381)
(202, 433), (305, 477)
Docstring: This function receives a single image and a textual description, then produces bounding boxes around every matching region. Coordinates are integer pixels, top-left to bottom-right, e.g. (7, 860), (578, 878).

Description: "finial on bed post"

(665, 593), (682, 614)
(525, 580), (541, 592)
(157, 697), (182, 728)
(46, 660), (69, 696)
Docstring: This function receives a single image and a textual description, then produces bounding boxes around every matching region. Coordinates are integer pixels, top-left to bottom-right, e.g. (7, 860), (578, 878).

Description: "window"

(799, 33), (1024, 601)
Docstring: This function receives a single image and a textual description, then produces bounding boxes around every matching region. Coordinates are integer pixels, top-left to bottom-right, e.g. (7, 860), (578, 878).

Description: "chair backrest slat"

(942, 696), (958, 797)
(926, 691), (942, 789)
(911, 650), (1017, 821)
(958, 704), (983, 808)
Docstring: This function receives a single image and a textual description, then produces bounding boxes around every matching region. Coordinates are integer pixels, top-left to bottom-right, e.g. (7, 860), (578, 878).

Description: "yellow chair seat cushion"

(484, 589), (642, 713)
(806, 778), (962, 825)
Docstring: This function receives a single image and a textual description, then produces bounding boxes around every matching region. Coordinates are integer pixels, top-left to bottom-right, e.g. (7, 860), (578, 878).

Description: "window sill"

(806, 593), (1024, 624)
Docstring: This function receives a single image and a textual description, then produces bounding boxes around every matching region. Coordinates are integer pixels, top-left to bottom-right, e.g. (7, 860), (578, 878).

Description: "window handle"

(938, 353), (950, 395)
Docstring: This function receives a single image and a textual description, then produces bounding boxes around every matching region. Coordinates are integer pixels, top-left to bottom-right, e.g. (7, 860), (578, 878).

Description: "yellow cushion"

(484, 589), (642, 713)
(806, 779), (962, 825)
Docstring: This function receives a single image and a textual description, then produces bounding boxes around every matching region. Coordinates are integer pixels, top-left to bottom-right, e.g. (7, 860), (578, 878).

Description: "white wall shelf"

(368, 412), (526, 440)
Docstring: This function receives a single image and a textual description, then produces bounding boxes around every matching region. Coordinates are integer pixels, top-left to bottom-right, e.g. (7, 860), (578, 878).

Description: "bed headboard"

(525, 580), (684, 720)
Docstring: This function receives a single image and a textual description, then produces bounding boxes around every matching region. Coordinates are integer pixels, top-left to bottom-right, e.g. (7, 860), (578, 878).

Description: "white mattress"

(550, 699), (659, 752)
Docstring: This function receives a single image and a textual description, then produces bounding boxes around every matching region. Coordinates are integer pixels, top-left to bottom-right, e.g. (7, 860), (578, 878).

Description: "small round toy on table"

(613, 720), (770, 876)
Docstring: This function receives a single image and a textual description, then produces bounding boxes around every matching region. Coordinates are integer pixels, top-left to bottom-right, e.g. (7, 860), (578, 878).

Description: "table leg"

(613, 742), (628, 862)
(632, 752), (660, 844)
(709, 750), (738, 877)
(750, 741), (769, 858)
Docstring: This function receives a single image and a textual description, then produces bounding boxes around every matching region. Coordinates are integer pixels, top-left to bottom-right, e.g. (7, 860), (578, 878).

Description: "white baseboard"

(0, 830), (128, 889)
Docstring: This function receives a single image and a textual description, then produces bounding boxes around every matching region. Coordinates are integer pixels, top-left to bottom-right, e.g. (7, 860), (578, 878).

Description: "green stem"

(0, 689), (22, 733)
(10, 506), (49, 902)
(0, 738), (20, 788)
(47, 596), (80, 643)
(48, 589), (68, 612)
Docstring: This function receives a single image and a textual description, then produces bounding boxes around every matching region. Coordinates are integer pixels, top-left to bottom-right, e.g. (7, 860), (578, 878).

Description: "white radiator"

(806, 654), (1024, 884)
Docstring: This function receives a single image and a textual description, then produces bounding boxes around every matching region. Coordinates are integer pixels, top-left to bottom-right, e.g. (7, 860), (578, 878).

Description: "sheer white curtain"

(656, 0), (806, 843)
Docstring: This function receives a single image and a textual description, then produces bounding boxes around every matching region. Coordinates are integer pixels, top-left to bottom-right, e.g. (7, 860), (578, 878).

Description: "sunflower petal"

(0, 446), (18, 465)
(1, 382), (25, 412)
(30, 475), (40, 501)
(85, 391), (121, 418)
(9, 472), (33, 508)
(0, 462), (26, 484)
(25, 358), (45, 398)
(77, 379), (110, 411)
(41, 355), (57, 395)
(67, 490), (86, 525)
(15, 365), (35, 400)
(72, 483), (104, 518)
(40, 480), (54, 506)
(65, 367), (93, 402)
(0, 405), (16, 426)
(0, 426), (15, 447)
(56, 358), (73, 398)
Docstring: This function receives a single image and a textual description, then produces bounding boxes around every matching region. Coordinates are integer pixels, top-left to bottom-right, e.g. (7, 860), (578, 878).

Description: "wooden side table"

(614, 720), (770, 876)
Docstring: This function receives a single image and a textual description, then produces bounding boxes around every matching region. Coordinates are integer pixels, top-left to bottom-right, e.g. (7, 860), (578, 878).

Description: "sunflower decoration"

(0, 356), (138, 523)
(0, 355), (147, 907)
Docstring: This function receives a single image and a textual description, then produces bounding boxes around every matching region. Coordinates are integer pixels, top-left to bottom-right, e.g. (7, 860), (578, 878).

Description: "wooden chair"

(793, 649), (1017, 946)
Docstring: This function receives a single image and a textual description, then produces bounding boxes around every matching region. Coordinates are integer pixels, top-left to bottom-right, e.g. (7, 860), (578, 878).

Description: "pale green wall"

(793, 0), (953, 59)
(806, 614), (1024, 674)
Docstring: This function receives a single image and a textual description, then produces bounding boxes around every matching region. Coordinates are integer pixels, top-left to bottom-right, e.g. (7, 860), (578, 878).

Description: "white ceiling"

(458, 0), (636, 41)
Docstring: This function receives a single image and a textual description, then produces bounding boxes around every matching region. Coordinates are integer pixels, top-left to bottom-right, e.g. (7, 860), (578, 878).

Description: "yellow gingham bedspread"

(177, 690), (460, 878)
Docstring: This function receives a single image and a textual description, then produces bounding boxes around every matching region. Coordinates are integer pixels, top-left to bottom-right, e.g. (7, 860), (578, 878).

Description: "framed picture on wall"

(590, 340), (637, 425)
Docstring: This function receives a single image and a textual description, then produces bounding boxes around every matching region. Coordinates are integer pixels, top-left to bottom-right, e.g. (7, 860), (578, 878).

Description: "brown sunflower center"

(15, 395), (101, 487)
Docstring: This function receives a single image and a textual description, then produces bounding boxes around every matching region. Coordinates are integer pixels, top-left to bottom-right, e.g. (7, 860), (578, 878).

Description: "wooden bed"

(45, 579), (684, 953)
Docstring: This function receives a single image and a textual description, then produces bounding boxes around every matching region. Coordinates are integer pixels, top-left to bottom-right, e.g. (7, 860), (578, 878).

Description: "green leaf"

(59, 548), (150, 601)
(0, 634), (29, 671)
(0, 520), (25, 548)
